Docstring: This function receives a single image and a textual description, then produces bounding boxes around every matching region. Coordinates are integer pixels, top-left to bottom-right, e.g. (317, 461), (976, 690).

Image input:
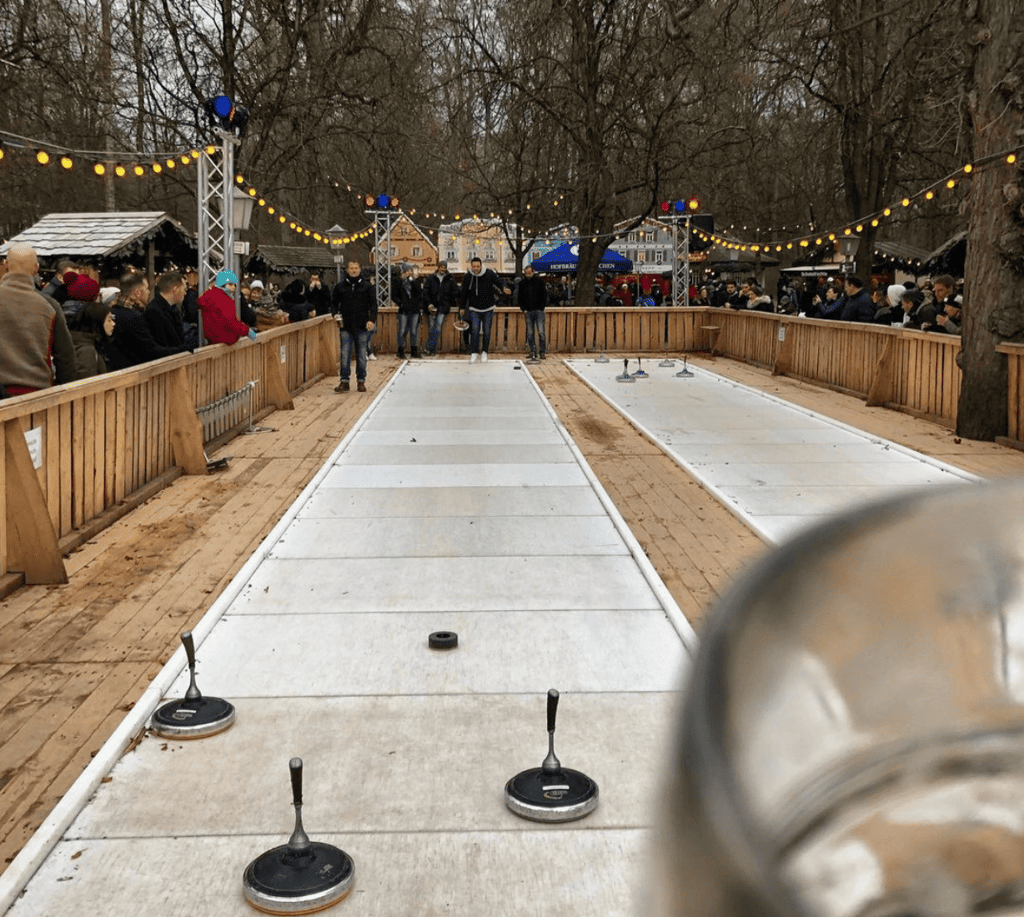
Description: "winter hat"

(886, 284), (906, 307)
(214, 269), (238, 290)
(250, 279), (264, 290)
(67, 274), (100, 303)
(62, 270), (79, 288)
(100, 286), (120, 306)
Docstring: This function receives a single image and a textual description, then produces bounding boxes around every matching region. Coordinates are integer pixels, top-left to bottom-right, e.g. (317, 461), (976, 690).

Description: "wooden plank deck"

(2, 355), (1023, 878)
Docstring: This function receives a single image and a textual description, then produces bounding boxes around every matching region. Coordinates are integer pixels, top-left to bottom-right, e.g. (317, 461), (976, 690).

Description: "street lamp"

(327, 224), (346, 286)
(839, 234), (860, 277)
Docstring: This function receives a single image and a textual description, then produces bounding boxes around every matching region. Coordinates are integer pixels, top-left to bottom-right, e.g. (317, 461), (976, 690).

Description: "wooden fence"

(1, 317), (336, 586)
(376, 306), (969, 426)
(996, 342), (1024, 449)
(3, 309), (1020, 587)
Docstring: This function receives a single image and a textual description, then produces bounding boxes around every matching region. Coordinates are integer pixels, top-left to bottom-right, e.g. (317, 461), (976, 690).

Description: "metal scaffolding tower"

(672, 214), (692, 309)
(197, 130), (238, 293)
(367, 207), (395, 312)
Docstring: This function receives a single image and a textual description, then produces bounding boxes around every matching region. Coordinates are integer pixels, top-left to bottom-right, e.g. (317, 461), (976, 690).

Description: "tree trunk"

(957, 0), (1024, 440)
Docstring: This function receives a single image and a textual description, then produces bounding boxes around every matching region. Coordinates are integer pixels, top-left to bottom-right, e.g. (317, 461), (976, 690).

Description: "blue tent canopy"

(530, 242), (633, 273)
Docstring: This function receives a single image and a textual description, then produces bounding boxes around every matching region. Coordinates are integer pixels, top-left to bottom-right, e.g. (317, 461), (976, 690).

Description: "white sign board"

(279, 345), (287, 363)
(24, 426), (42, 469)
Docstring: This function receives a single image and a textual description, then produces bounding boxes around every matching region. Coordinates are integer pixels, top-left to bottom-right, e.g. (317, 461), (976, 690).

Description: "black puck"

(151, 695), (236, 739)
(242, 841), (355, 914)
(428, 631), (458, 650)
(505, 766), (599, 822)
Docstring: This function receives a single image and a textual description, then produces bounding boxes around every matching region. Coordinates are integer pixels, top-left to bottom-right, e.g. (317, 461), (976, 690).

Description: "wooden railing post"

(772, 320), (795, 376)
(866, 336), (897, 407)
(167, 367), (208, 475)
(3, 418), (67, 584)
(262, 339), (295, 410)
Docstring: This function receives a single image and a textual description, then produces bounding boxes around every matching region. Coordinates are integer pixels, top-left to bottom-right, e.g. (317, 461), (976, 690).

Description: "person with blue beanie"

(198, 270), (258, 344)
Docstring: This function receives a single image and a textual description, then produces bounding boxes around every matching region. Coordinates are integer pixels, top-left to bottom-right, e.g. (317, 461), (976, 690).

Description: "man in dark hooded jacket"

(839, 275), (875, 323)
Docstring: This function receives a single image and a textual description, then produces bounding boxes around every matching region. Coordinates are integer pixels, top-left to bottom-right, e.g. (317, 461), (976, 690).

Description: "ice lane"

(8, 360), (690, 917)
(567, 357), (978, 543)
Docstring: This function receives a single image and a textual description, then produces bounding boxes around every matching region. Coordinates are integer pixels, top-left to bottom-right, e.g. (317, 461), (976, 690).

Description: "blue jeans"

(426, 311), (446, 353)
(525, 310), (546, 357)
(340, 328), (371, 381)
(469, 309), (494, 354)
(397, 312), (420, 353)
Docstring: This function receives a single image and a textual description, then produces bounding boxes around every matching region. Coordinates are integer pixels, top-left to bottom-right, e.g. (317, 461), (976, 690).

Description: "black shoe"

(410, 348), (420, 359)
(397, 349), (405, 359)
(335, 380), (350, 392)
(357, 380), (366, 392)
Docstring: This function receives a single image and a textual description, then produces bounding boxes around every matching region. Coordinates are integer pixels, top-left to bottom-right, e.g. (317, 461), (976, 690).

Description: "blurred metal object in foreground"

(651, 480), (1024, 917)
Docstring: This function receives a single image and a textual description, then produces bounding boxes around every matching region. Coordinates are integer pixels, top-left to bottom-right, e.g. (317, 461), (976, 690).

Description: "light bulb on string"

(152, 163), (162, 174)
(93, 163), (105, 176)
(133, 165), (145, 177)
(115, 165), (127, 177)
(60, 156), (73, 170)
(36, 150), (50, 165)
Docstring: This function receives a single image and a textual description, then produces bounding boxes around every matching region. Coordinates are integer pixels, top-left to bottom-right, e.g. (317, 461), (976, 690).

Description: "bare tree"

(956, 0), (1024, 440)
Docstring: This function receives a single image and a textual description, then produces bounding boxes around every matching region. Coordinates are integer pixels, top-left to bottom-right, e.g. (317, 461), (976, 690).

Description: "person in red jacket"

(197, 270), (257, 345)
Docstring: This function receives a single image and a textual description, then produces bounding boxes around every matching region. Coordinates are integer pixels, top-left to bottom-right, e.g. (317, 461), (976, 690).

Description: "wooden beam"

(166, 367), (208, 475)
(866, 336), (896, 407)
(319, 322), (338, 376)
(4, 418), (68, 584)
(263, 341), (295, 410)
(772, 321), (795, 376)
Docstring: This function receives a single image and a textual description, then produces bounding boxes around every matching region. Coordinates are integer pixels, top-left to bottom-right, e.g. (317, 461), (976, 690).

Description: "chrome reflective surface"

(652, 480), (1024, 917)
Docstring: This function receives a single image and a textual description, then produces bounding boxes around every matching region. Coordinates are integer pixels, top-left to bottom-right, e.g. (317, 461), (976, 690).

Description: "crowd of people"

(769, 273), (965, 334)
(0, 240), (965, 400)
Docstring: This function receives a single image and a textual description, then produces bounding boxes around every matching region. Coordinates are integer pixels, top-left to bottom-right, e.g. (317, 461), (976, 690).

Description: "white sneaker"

(481, 352), (488, 362)
(470, 353), (478, 363)
(369, 353), (377, 361)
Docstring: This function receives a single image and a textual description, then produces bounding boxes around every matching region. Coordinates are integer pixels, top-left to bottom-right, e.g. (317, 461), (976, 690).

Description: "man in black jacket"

(839, 275), (875, 323)
(517, 265), (548, 361)
(332, 260), (375, 392)
(145, 271), (190, 351)
(423, 261), (458, 356)
(460, 257), (510, 362)
(108, 273), (184, 369)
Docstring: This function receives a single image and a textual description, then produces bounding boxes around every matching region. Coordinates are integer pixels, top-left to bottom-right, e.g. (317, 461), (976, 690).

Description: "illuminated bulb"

(206, 145), (216, 155)
(133, 165), (145, 176)
(289, 222), (296, 229)
(871, 219), (879, 227)
(963, 163), (973, 173)
(855, 224), (863, 232)
(883, 208), (891, 216)
(37, 150), (51, 165)
(800, 239), (809, 247)
(815, 238), (823, 245)
(828, 233), (836, 240)
(925, 190), (934, 199)
(786, 242), (792, 250)
(166, 158), (175, 169)
(258, 198), (265, 206)
(1008, 154), (1017, 164)
(946, 179), (956, 189)
(267, 206), (275, 214)
(190, 150), (200, 159)
(901, 198), (910, 206)
(115, 165), (127, 177)
(181, 155), (190, 165)
(60, 156), (73, 170)
(248, 188), (255, 196)
(94, 163), (106, 176)
(235, 174), (244, 183)
(279, 215), (285, 223)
